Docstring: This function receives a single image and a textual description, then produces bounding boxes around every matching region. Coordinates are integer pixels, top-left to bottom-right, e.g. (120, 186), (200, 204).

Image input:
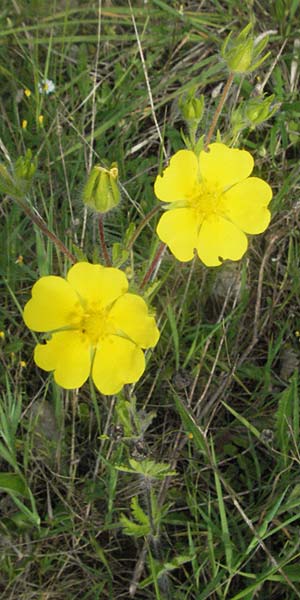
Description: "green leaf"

(131, 496), (149, 527)
(210, 440), (233, 571)
(11, 496), (40, 527)
(166, 305), (179, 370)
(115, 458), (176, 479)
(0, 472), (29, 497)
(222, 401), (261, 439)
(129, 458), (176, 479)
(120, 508), (150, 538)
(275, 372), (298, 464)
(173, 393), (207, 454)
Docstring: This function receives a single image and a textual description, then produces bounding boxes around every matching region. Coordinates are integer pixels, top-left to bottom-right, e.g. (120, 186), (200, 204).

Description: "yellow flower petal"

(197, 216), (248, 266)
(223, 177), (272, 234)
(110, 293), (160, 348)
(23, 276), (79, 332)
(34, 331), (91, 388)
(154, 150), (199, 202)
(157, 208), (198, 262)
(92, 336), (145, 394)
(200, 143), (254, 189)
(67, 262), (128, 307)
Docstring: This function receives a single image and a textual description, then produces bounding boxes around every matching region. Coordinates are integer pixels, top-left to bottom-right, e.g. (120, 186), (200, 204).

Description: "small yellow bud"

(0, 331), (5, 340)
(83, 163), (120, 213)
(125, 266), (133, 279)
(38, 115), (44, 125)
(22, 119), (28, 130)
(19, 360), (27, 368)
(24, 89), (31, 97)
(15, 255), (24, 264)
(188, 432), (193, 440)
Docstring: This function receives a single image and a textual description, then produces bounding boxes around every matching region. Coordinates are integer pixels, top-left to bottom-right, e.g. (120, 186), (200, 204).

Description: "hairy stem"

(12, 195), (76, 263)
(140, 242), (166, 289)
(205, 72), (234, 148)
(98, 214), (111, 266)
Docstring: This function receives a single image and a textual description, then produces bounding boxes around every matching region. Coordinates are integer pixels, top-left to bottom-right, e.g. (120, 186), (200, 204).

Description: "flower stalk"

(140, 242), (166, 289)
(98, 214), (111, 266)
(13, 196), (76, 264)
(205, 72), (234, 148)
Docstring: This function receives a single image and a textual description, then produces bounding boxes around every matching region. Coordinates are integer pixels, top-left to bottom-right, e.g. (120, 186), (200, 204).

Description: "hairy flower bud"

(231, 94), (279, 133)
(222, 24), (270, 74)
(83, 163), (120, 213)
(179, 92), (204, 123)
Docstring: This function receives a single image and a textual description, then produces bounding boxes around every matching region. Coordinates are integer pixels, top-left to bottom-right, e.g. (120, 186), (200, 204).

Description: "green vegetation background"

(1, 0), (300, 598)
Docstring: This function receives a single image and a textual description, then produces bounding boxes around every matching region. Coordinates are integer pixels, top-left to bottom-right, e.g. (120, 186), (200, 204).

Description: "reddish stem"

(205, 72), (234, 149)
(98, 214), (111, 266)
(140, 242), (166, 289)
(14, 196), (76, 263)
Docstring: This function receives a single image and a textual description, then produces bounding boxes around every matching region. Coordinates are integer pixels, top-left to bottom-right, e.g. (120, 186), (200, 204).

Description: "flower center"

(188, 182), (225, 223)
(70, 302), (115, 346)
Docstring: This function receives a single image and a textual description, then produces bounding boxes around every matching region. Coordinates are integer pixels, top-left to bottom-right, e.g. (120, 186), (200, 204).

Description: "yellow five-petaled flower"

(154, 143), (272, 266)
(23, 262), (160, 395)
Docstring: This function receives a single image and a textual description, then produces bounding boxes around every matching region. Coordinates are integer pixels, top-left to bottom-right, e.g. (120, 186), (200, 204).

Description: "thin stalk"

(140, 242), (166, 289)
(205, 72), (234, 148)
(126, 205), (161, 251)
(12, 195), (76, 263)
(98, 214), (111, 266)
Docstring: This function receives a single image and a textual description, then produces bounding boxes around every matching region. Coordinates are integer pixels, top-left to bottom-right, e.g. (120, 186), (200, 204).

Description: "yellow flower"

(23, 262), (159, 395)
(154, 143), (272, 266)
(22, 119), (28, 130)
(24, 88), (31, 97)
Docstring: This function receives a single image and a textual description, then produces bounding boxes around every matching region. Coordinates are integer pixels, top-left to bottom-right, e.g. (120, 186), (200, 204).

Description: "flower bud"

(179, 92), (204, 123)
(0, 151), (36, 199)
(245, 94), (278, 126)
(231, 94), (279, 133)
(83, 163), (120, 213)
(14, 149), (37, 188)
(222, 24), (270, 74)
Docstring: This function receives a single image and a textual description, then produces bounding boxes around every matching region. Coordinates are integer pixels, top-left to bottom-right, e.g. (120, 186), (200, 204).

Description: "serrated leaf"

(131, 496), (149, 526)
(120, 513), (150, 537)
(128, 458), (176, 479)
